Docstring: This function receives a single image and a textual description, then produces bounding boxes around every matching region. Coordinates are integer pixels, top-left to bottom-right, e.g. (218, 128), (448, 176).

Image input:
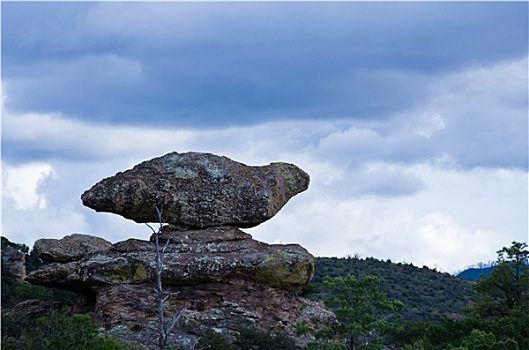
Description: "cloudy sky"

(2, 1), (527, 273)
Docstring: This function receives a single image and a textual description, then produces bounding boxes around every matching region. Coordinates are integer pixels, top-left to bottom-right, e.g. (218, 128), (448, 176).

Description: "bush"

(196, 331), (237, 350)
(1, 308), (130, 350)
(236, 327), (297, 350)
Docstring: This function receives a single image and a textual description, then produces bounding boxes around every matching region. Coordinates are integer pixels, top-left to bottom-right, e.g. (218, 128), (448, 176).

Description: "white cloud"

(425, 56), (528, 168)
(3, 162), (56, 210)
(417, 212), (499, 264)
(414, 113), (446, 138)
(2, 203), (92, 245)
(2, 112), (195, 161)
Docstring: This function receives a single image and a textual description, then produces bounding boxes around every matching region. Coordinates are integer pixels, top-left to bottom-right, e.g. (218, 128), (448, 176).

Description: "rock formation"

(26, 152), (334, 348)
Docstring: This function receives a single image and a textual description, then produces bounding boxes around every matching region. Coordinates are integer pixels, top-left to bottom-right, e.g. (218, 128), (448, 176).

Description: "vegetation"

(236, 327), (298, 350)
(388, 241), (529, 350)
(306, 255), (478, 322)
(470, 241), (529, 319)
(321, 274), (403, 349)
(1, 307), (134, 350)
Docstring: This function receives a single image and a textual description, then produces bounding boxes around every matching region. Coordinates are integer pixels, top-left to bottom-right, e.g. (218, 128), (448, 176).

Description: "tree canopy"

(471, 241), (529, 318)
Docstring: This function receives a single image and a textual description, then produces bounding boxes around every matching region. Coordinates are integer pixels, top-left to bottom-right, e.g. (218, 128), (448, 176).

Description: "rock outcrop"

(81, 151), (310, 228)
(27, 227), (314, 292)
(26, 152), (334, 348)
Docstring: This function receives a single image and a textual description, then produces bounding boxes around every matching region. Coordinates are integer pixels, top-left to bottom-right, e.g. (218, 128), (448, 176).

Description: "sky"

(2, 1), (528, 273)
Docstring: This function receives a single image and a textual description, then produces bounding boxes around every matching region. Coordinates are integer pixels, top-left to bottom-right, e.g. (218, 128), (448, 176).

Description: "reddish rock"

(99, 279), (336, 348)
(25, 231), (332, 349)
(11, 299), (68, 319)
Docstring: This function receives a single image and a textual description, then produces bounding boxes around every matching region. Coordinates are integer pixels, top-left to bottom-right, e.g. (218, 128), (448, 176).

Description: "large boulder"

(81, 152), (309, 228)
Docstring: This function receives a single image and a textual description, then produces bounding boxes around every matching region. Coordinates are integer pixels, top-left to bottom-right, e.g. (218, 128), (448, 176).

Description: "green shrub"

(236, 326), (297, 350)
(196, 331), (237, 350)
(1, 308), (130, 350)
(296, 320), (310, 336)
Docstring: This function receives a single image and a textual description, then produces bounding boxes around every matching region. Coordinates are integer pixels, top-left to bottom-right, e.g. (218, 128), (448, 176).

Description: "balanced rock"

(24, 152), (331, 348)
(81, 152), (310, 228)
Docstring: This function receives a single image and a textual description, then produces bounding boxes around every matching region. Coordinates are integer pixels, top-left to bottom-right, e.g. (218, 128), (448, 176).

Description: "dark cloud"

(2, 2), (527, 128)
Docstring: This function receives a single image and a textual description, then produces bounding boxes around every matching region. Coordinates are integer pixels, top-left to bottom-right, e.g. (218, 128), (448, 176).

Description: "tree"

(449, 329), (519, 350)
(322, 274), (404, 350)
(471, 241), (529, 318)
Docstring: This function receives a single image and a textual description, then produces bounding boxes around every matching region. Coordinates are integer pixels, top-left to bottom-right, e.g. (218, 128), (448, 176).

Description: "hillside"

(306, 256), (479, 322)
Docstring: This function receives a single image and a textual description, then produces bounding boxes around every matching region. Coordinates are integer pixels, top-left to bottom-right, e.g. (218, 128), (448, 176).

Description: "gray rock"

(81, 152), (309, 227)
(34, 234), (112, 263)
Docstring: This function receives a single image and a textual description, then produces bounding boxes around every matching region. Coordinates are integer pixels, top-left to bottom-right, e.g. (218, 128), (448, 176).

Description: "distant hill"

(456, 266), (496, 281)
(308, 257), (479, 322)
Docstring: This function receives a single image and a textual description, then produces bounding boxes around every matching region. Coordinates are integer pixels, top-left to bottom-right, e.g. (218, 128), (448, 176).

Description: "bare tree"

(105, 207), (203, 350)
(143, 206), (186, 350)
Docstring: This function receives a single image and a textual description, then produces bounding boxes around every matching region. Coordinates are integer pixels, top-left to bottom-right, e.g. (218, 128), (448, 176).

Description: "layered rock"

(25, 152), (333, 348)
(27, 227), (314, 292)
(81, 151), (310, 228)
(26, 229), (332, 348)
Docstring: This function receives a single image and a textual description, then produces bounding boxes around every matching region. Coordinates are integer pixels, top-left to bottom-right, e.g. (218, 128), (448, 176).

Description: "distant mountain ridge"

(456, 266), (496, 281)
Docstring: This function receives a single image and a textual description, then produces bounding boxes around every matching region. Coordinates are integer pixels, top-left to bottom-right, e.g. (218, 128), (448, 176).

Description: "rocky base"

(100, 278), (334, 349)
(26, 232), (335, 348)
